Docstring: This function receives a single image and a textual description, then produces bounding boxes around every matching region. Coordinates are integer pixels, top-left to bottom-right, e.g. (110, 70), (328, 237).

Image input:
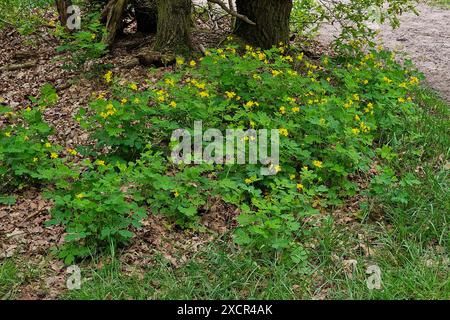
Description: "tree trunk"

(103, 0), (128, 46)
(154, 0), (192, 55)
(55, 0), (72, 29)
(134, 0), (158, 33)
(234, 0), (293, 49)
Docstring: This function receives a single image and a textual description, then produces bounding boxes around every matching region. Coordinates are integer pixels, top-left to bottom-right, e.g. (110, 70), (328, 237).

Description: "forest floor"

(0, 2), (448, 300)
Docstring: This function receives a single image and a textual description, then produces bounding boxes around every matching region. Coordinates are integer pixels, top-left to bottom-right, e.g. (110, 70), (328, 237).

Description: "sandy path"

(317, 3), (450, 102)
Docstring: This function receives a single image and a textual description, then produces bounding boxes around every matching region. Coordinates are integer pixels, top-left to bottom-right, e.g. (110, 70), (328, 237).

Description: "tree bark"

(55, 0), (72, 29)
(154, 0), (192, 55)
(103, 0), (128, 46)
(234, 0), (293, 49)
(134, 0), (158, 33)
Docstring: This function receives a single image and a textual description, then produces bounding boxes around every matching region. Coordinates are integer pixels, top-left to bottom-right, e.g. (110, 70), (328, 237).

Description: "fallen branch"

(207, 0), (256, 26)
(0, 61), (37, 72)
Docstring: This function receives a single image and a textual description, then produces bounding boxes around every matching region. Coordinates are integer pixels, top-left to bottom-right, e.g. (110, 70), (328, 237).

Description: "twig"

(207, 0), (256, 25)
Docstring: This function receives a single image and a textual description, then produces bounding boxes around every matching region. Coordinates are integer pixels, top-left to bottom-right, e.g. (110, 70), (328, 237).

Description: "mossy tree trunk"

(154, 0), (192, 55)
(234, 0), (293, 49)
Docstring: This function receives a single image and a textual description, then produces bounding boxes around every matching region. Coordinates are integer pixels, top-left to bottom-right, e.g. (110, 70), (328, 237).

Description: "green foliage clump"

(0, 85), (59, 193)
(74, 42), (423, 264)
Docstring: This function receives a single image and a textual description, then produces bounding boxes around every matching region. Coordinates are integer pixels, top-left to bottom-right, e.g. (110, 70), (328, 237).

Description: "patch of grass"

(427, 0), (450, 9)
(0, 259), (20, 299)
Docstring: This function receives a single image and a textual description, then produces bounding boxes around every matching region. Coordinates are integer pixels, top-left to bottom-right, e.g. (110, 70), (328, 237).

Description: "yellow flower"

(290, 174), (296, 180)
(4, 132), (11, 137)
(291, 107), (300, 113)
(245, 178), (253, 184)
(48, 20), (56, 27)
(121, 98), (128, 105)
(45, 142), (52, 148)
(296, 183), (304, 191)
(199, 91), (209, 98)
(173, 191), (179, 198)
(253, 74), (262, 81)
(104, 71), (112, 84)
(91, 33), (96, 40)
(33, 157), (38, 162)
(279, 128), (288, 137)
(274, 165), (282, 173)
(354, 115), (360, 121)
(303, 166), (309, 171)
(50, 152), (58, 159)
(409, 76), (420, 85)
(76, 193), (85, 199)
(313, 160), (323, 168)
(165, 78), (175, 86)
(67, 148), (77, 156)
(96, 160), (106, 166)
(133, 97), (140, 104)
(279, 106), (286, 114)
(271, 70), (283, 77)
(297, 53), (304, 61)
(189, 60), (197, 67)
(326, 77), (331, 82)
(129, 83), (138, 91)
(363, 79), (369, 85)
(398, 97), (406, 103)
(245, 101), (257, 108)
(176, 57), (185, 65)
(169, 101), (177, 108)
(352, 128), (360, 135)
(383, 76), (393, 84)
(225, 91), (236, 99)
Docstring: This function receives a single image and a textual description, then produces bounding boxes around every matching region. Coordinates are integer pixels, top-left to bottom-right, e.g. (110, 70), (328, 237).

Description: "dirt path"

(318, 3), (450, 102)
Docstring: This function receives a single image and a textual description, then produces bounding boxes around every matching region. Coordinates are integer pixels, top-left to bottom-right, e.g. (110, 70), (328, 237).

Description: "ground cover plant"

(0, 0), (448, 300)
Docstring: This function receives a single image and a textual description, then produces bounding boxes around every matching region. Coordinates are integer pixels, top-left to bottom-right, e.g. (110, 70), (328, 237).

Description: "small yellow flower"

(96, 160), (106, 166)
(33, 157), (38, 162)
(4, 132), (11, 137)
(291, 107), (300, 113)
(48, 20), (56, 27)
(169, 101), (177, 108)
(45, 142), (52, 148)
(50, 152), (58, 159)
(279, 128), (289, 137)
(91, 33), (96, 40)
(176, 57), (185, 65)
(352, 128), (360, 135)
(274, 165), (282, 173)
(271, 70), (283, 77)
(354, 115), (360, 121)
(297, 183), (304, 191)
(313, 160), (323, 168)
(133, 97), (140, 104)
(129, 83), (138, 91)
(279, 106), (286, 114)
(363, 79), (369, 85)
(67, 148), (77, 156)
(165, 78), (175, 86)
(189, 60), (197, 67)
(225, 91), (236, 99)
(297, 53), (304, 61)
(199, 91), (209, 98)
(245, 178), (253, 184)
(290, 174), (296, 180)
(76, 193), (85, 199)
(398, 97), (406, 103)
(121, 98), (128, 105)
(104, 71), (112, 84)
(173, 191), (179, 198)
